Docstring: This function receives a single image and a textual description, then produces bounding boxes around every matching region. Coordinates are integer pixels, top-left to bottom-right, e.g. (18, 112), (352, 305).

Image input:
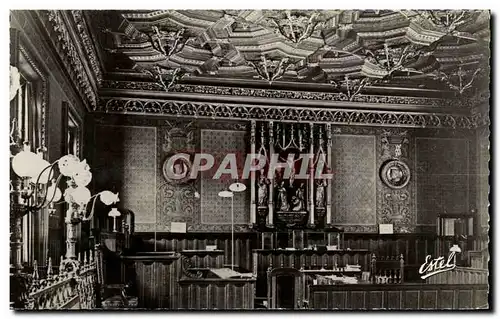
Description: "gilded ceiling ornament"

(267, 10), (321, 44)
(362, 43), (426, 79)
(247, 55), (295, 84)
(329, 75), (375, 101)
(148, 26), (190, 59)
(429, 64), (483, 95)
(144, 66), (187, 92)
(400, 10), (482, 42)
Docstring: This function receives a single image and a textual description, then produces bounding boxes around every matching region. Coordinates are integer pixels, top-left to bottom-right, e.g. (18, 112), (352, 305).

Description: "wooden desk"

(180, 250), (224, 268)
(253, 249), (371, 272)
(253, 249), (370, 299)
(121, 252), (181, 309)
(308, 283), (489, 310)
(178, 277), (256, 309)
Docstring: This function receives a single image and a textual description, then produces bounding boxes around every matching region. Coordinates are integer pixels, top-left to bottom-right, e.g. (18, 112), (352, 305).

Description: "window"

(67, 111), (81, 156)
(10, 35), (48, 267)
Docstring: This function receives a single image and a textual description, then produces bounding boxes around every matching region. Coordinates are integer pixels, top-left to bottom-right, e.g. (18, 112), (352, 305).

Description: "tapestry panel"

(200, 129), (250, 225)
(331, 135), (377, 225)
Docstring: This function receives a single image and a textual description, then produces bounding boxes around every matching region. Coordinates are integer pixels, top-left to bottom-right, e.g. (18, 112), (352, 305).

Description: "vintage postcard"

(9, 9), (490, 310)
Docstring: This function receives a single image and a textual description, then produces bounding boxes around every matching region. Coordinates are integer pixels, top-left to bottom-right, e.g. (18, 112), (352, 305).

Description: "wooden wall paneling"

(309, 284), (488, 310)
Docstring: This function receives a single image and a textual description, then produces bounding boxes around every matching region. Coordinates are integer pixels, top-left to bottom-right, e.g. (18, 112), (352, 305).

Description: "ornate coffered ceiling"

(84, 9), (490, 98)
(15, 10), (490, 116)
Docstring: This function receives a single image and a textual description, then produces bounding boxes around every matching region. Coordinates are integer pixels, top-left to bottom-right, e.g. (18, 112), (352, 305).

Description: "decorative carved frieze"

(35, 10), (98, 110)
(70, 10), (103, 85)
(329, 75), (374, 101)
(100, 80), (467, 108)
(97, 97), (476, 129)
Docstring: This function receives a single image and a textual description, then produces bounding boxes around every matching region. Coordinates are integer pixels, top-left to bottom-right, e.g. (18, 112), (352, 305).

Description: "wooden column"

(309, 123), (315, 226)
(250, 120), (256, 224)
(267, 122), (274, 226)
(326, 123), (332, 225)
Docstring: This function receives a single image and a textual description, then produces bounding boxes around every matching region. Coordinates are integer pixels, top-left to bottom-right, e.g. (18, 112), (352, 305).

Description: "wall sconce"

(10, 142), (118, 219)
(10, 141), (119, 260)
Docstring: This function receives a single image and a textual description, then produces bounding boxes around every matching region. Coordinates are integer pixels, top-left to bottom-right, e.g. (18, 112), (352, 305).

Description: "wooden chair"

(370, 253), (404, 284)
(266, 267), (303, 309)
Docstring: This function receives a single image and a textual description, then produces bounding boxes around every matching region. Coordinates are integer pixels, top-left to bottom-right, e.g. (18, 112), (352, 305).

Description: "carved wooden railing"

(425, 266), (488, 285)
(370, 254), (404, 284)
(26, 250), (97, 310)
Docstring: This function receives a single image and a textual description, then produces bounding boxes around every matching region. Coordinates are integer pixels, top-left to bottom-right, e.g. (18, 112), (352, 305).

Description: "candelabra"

(10, 141), (119, 265)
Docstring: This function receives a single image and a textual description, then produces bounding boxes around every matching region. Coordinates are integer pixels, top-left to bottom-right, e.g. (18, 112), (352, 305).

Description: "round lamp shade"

(450, 244), (462, 253)
(12, 149), (39, 178)
(58, 155), (81, 177)
(30, 157), (52, 184)
(99, 191), (120, 205)
(73, 169), (92, 187)
(229, 182), (246, 192)
(218, 190), (234, 198)
(47, 184), (62, 202)
(71, 186), (91, 205)
(108, 207), (121, 217)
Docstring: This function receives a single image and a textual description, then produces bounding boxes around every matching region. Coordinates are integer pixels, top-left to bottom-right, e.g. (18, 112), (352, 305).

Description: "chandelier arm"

(82, 192), (102, 221)
(39, 174), (64, 209)
(32, 162), (57, 209)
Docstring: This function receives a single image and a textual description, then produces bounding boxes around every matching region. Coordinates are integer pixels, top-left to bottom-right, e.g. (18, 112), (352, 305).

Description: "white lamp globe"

(12, 147), (39, 178)
(99, 191), (120, 205)
(73, 169), (92, 187)
(71, 186), (91, 205)
(30, 157), (52, 184)
(47, 184), (62, 202)
(58, 155), (80, 177)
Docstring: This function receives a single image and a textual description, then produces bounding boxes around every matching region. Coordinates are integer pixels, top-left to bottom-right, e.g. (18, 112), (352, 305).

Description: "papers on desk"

(315, 274), (359, 285)
(345, 264), (362, 271)
(209, 268), (253, 279)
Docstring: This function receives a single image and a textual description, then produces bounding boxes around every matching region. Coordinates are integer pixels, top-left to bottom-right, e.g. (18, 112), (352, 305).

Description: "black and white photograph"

(8, 7), (492, 311)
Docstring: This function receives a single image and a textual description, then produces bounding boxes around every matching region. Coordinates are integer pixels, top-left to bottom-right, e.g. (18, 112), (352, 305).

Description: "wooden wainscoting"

(132, 232), (257, 271)
(309, 284), (489, 310)
(178, 278), (255, 309)
(121, 252), (182, 309)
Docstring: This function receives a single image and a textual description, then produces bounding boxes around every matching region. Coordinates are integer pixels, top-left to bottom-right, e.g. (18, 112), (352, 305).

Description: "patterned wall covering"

(416, 138), (470, 225)
(92, 115), (479, 234)
(154, 123), (199, 232)
(331, 135), (376, 226)
(200, 129), (250, 225)
(94, 125), (157, 226)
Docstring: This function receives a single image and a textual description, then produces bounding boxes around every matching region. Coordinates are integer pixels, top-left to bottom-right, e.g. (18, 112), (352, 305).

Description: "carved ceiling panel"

(85, 9), (490, 97)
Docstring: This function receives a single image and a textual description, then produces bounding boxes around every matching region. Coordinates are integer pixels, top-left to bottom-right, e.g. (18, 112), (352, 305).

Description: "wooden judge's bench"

(95, 211), (488, 310)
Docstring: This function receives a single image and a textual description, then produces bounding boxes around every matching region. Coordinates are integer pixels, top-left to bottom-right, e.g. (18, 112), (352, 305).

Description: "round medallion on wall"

(162, 153), (192, 185)
(380, 159), (411, 189)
